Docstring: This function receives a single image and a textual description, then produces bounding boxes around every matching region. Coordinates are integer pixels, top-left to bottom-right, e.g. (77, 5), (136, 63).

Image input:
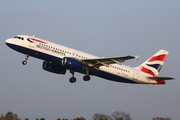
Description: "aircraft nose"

(5, 38), (14, 47)
(5, 38), (13, 44)
(5, 38), (11, 44)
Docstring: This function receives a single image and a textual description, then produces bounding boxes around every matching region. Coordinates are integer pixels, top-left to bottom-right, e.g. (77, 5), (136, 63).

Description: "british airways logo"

(36, 43), (65, 56)
(27, 38), (47, 44)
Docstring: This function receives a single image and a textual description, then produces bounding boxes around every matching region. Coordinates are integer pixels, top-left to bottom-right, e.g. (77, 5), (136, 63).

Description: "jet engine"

(42, 61), (66, 74)
(62, 57), (85, 71)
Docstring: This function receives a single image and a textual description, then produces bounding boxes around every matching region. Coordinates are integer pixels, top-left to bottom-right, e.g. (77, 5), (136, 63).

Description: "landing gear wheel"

(22, 61), (27, 65)
(83, 67), (90, 81)
(83, 75), (90, 81)
(22, 54), (29, 65)
(69, 77), (76, 83)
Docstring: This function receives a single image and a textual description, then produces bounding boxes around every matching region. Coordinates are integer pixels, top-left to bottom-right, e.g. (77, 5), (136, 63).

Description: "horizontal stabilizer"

(147, 76), (174, 80)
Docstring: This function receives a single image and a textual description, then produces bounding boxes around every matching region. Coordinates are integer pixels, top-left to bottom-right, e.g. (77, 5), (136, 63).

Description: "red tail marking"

(148, 54), (167, 62)
(141, 67), (156, 76)
(156, 80), (165, 84)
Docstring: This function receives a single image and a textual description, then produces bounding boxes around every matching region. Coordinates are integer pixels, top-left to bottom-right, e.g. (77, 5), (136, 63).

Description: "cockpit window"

(14, 36), (24, 40)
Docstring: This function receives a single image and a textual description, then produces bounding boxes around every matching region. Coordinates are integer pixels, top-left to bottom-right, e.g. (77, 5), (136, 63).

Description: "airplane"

(5, 35), (174, 84)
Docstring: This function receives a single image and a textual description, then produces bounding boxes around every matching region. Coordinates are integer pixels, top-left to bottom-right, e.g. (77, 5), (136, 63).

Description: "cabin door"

(133, 69), (139, 80)
(29, 42), (35, 48)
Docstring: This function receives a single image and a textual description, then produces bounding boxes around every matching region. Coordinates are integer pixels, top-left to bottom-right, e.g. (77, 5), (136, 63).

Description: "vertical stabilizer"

(136, 49), (169, 76)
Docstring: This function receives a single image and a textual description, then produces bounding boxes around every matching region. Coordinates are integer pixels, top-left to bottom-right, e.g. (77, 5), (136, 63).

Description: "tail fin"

(136, 49), (169, 77)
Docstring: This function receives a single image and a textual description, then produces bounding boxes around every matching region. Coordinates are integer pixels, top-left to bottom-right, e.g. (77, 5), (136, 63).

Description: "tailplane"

(136, 49), (169, 77)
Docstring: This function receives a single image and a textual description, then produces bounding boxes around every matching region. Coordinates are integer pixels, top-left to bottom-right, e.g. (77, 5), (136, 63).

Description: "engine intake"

(42, 61), (66, 74)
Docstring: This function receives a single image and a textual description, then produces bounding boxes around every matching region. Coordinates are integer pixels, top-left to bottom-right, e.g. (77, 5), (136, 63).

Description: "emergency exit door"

(133, 69), (139, 80)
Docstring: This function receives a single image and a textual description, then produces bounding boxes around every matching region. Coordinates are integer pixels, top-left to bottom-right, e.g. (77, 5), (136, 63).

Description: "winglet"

(135, 55), (139, 60)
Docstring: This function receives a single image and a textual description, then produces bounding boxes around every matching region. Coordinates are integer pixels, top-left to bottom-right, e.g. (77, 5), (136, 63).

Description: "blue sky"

(0, 1), (180, 120)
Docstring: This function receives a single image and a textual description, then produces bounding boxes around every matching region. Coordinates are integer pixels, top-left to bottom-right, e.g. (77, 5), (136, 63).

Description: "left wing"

(82, 55), (139, 68)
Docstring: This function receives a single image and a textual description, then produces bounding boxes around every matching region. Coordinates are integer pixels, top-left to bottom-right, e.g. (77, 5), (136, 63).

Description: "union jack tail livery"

(137, 49), (168, 77)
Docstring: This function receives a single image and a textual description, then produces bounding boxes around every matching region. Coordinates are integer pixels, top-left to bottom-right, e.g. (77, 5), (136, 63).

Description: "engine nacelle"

(42, 61), (66, 74)
(62, 57), (85, 71)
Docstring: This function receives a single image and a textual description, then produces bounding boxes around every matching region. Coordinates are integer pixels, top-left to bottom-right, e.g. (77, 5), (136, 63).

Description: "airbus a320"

(5, 35), (174, 84)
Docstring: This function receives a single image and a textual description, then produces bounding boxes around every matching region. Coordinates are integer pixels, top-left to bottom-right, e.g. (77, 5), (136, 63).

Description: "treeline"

(0, 111), (172, 120)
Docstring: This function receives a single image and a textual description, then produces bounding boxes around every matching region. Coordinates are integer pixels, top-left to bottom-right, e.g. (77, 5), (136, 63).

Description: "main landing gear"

(69, 67), (91, 83)
(83, 67), (90, 81)
(22, 54), (29, 65)
(69, 70), (76, 83)
(83, 75), (90, 81)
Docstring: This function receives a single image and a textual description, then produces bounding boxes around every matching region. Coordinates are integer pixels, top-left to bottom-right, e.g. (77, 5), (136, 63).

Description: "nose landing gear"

(22, 54), (29, 65)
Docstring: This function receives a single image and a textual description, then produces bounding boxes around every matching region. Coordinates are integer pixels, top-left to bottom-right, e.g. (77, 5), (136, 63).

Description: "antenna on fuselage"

(32, 35), (35, 37)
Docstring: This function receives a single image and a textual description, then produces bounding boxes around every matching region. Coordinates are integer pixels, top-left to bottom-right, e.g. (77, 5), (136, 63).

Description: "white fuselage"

(5, 35), (159, 84)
